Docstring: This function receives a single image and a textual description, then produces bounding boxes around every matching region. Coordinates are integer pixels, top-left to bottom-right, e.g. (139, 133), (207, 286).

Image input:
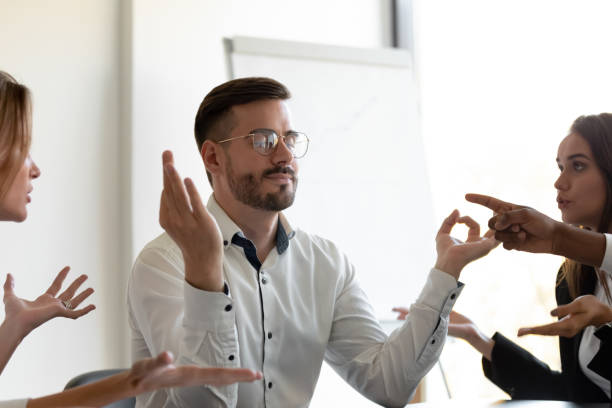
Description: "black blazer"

(481, 265), (611, 402)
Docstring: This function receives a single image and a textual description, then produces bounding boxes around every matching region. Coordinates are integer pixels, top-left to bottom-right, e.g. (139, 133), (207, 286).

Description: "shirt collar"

(206, 195), (296, 254)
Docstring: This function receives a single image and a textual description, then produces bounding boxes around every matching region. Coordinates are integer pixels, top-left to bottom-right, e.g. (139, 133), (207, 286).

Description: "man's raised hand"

(159, 151), (224, 292)
(434, 209), (499, 279)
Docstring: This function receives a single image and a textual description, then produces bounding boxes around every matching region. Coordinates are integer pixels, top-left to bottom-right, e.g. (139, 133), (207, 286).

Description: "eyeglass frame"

(215, 128), (310, 158)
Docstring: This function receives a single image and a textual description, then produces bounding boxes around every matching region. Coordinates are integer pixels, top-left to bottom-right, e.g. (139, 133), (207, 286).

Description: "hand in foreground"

(465, 193), (559, 253)
(127, 351), (262, 392)
(518, 295), (612, 338)
(159, 150), (224, 292)
(3, 268), (95, 337)
(392, 307), (494, 360)
(27, 352), (262, 408)
(434, 209), (499, 279)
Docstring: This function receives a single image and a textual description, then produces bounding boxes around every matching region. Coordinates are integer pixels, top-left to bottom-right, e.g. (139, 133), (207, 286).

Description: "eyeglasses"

(217, 128), (309, 159)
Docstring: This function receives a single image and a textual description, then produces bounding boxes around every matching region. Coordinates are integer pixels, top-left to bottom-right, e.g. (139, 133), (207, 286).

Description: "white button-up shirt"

(128, 196), (462, 408)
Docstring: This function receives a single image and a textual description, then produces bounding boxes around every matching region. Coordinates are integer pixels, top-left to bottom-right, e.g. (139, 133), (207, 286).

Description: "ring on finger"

(62, 299), (73, 309)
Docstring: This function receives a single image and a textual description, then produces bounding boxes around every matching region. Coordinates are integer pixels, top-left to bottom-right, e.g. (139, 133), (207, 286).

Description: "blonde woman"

(0, 71), (261, 407)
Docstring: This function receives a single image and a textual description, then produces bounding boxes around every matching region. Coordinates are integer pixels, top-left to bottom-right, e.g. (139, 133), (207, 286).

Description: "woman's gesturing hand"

(3, 267), (95, 337)
(26, 352), (263, 408)
(518, 294), (612, 338)
(127, 351), (262, 393)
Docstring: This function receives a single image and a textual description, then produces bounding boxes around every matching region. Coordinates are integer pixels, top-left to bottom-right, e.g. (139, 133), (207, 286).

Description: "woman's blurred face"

(0, 155), (40, 222)
(555, 133), (607, 229)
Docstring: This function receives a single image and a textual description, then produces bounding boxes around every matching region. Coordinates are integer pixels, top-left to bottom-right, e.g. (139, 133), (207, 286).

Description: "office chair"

(64, 369), (135, 408)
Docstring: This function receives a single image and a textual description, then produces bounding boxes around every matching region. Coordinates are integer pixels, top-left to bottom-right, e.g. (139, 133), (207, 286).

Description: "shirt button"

(228, 354), (235, 361)
(224, 304), (233, 312)
(268, 332), (272, 339)
(223, 240), (228, 246)
(268, 382), (273, 389)
(261, 277), (268, 284)
(260, 269), (265, 274)
(450, 293), (456, 300)
(431, 339), (436, 345)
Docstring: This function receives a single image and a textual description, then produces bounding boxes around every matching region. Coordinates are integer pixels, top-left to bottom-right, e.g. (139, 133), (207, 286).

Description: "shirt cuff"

(415, 268), (464, 313)
(600, 234), (612, 278)
(183, 281), (236, 332)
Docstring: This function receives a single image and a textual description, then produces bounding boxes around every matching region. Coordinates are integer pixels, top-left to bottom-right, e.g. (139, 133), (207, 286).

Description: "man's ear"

(201, 140), (223, 176)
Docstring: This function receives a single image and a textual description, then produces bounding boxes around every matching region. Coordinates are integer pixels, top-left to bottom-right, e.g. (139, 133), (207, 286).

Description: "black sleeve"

(481, 332), (569, 400)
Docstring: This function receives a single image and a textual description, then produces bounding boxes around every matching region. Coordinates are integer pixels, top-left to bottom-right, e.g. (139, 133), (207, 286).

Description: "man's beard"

(226, 158), (297, 211)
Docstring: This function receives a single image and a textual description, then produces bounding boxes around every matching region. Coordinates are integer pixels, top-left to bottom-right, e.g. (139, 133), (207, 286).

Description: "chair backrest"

(64, 369), (135, 408)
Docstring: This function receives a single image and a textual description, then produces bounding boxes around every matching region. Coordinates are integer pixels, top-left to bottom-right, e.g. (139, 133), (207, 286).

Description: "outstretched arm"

(0, 269), (94, 375)
(27, 352), (261, 408)
(465, 193), (606, 267)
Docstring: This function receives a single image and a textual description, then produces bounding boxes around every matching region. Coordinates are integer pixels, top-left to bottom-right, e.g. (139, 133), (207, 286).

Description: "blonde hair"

(0, 71), (31, 199)
(559, 259), (612, 303)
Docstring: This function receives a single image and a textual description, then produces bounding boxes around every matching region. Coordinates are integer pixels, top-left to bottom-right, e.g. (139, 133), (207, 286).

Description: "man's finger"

(45, 266), (71, 296)
(457, 215), (480, 239)
(480, 236), (501, 251)
(164, 162), (192, 215)
(184, 178), (207, 219)
(484, 229), (496, 239)
(162, 150), (174, 192)
(465, 193), (516, 213)
(437, 209), (459, 236)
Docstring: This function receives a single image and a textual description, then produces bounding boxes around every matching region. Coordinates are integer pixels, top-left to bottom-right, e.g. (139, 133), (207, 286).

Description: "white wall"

(412, 0), (612, 400)
(0, 0), (124, 398)
(129, 0), (392, 255)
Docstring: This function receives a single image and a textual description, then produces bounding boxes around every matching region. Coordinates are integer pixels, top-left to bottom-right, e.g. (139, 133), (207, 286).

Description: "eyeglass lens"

(252, 130), (308, 158)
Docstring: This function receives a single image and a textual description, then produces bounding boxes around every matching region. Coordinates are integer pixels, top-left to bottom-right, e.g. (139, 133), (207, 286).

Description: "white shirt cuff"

(415, 268), (462, 313)
(183, 281), (236, 332)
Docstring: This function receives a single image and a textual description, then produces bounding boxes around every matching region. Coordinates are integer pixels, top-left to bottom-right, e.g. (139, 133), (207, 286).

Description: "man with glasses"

(127, 77), (497, 407)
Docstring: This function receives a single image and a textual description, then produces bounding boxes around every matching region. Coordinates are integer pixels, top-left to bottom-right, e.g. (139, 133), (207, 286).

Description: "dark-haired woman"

(395, 113), (612, 402)
(0, 71), (261, 407)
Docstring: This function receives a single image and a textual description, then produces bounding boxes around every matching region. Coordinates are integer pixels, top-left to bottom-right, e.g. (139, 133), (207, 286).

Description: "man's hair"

(0, 71), (31, 199)
(194, 77), (291, 185)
